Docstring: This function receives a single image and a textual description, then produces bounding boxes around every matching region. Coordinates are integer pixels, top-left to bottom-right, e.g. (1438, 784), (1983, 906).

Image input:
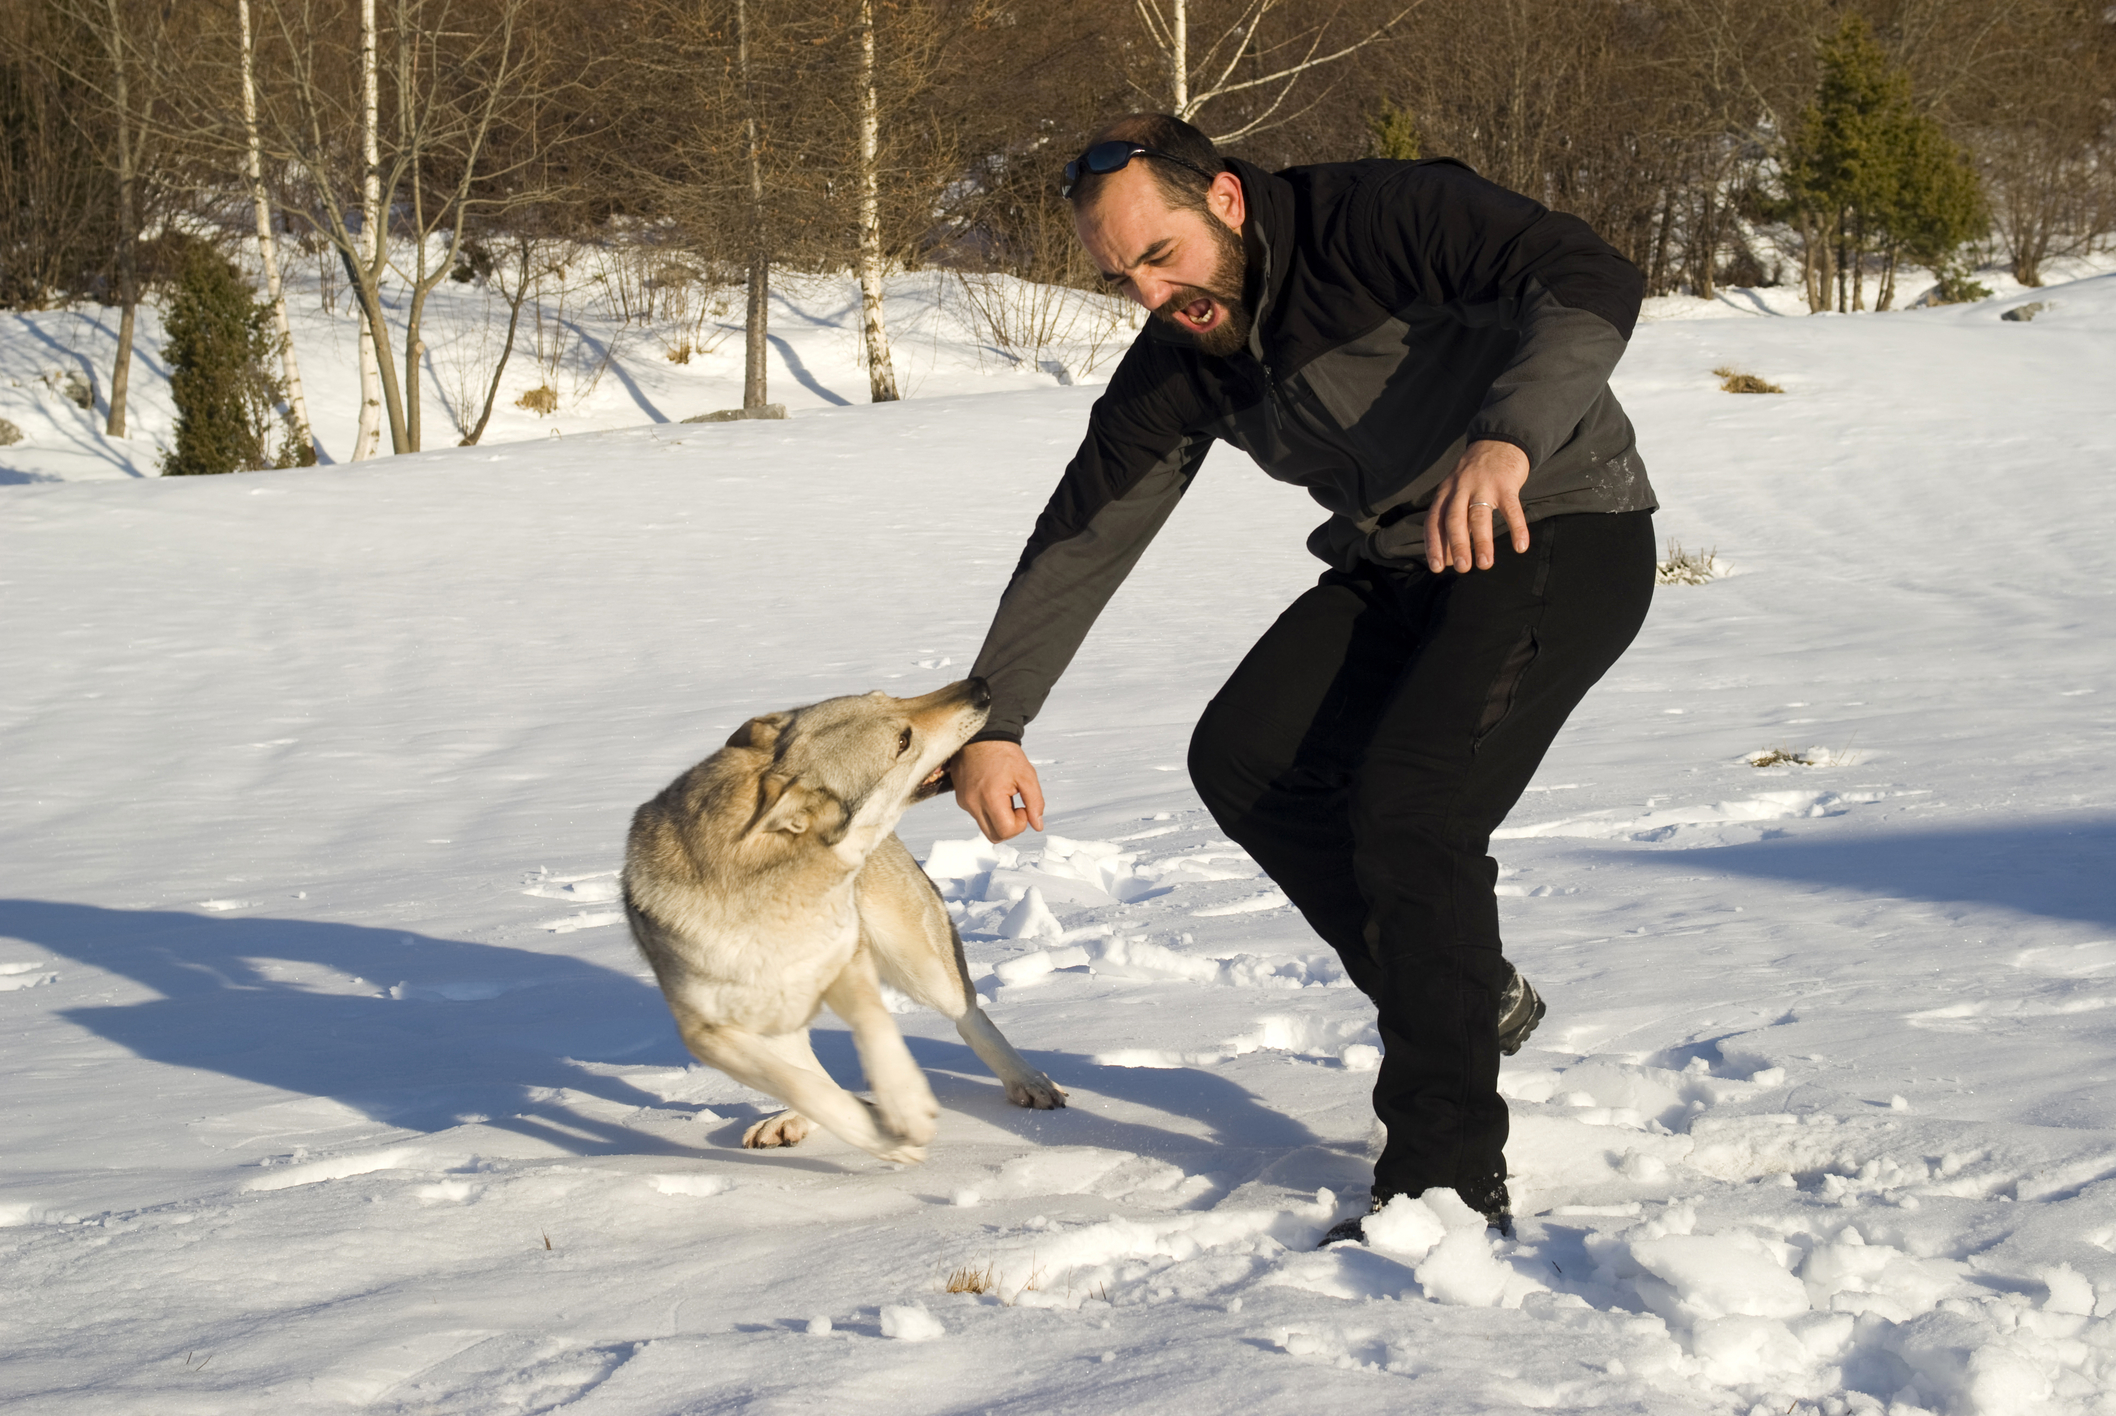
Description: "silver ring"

(1469, 501), (1497, 510)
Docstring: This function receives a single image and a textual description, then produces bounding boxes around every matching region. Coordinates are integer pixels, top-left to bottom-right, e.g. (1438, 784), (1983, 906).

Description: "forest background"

(2, 0), (2112, 465)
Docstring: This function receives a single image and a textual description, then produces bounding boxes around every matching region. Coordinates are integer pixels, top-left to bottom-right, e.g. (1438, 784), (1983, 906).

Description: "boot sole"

(1497, 977), (1546, 1057)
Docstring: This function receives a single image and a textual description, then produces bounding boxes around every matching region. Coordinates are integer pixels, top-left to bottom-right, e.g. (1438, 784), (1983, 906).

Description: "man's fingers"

(1019, 769), (1046, 833)
(1470, 499), (1496, 570)
(1424, 501), (1445, 574)
(1449, 493), (1474, 573)
(1504, 490), (1531, 554)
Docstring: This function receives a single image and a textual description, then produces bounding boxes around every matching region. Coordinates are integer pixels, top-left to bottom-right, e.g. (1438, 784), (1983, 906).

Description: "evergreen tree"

(1783, 16), (1988, 312)
(1367, 100), (1422, 161)
(160, 248), (298, 477)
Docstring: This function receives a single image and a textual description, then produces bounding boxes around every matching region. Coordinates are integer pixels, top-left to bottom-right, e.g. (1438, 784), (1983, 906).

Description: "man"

(946, 113), (1657, 1241)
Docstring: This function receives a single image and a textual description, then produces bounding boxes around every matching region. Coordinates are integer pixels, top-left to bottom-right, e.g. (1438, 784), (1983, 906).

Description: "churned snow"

(3, 265), (2115, 1414)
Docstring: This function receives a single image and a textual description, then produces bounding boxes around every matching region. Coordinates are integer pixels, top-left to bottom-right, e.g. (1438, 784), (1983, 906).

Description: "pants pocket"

(1472, 627), (1539, 746)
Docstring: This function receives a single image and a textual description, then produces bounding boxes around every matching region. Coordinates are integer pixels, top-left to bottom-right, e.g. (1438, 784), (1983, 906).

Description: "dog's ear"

(746, 775), (851, 843)
(746, 774), (813, 837)
(725, 711), (793, 752)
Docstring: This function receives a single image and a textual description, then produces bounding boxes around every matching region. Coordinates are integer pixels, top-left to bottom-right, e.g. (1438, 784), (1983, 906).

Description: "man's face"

(1075, 164), (1251, 358)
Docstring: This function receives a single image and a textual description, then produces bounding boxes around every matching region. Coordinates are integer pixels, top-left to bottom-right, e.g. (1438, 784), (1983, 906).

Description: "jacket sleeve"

(968, 340), (1208, 744)
(1361, 161), (1643, 468)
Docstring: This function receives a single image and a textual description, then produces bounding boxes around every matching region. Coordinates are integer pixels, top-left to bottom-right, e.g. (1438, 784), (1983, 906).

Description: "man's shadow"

(1, 900), (1317, 1174)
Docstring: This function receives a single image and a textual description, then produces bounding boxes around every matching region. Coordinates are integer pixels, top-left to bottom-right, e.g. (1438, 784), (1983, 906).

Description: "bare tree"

(1131, 0), (1415, 142)
(253, 0), (579, 454)
(855, 0), (898, 402)
(238, 0), (318, 462)
(1, 6), (118, 310)
(51, 0), (171, 435)
(738, 0), (770, 410)
(354, 0), (383, 458)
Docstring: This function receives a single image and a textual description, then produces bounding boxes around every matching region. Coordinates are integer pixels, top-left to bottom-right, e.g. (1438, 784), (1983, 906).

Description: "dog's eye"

(896, 727), (912, 756)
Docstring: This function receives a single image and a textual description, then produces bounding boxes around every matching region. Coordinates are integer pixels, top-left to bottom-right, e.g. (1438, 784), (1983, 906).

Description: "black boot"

(1317, 1181), (1513, 1248)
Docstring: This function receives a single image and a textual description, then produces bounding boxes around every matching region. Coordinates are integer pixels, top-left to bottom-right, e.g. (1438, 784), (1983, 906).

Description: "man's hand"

(1425, 439), (1532, 573)
(948, 739), (1046, 842)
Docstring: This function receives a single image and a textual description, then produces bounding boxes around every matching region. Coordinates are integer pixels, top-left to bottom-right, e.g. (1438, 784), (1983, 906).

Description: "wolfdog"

(623, 678), (1066, 1164)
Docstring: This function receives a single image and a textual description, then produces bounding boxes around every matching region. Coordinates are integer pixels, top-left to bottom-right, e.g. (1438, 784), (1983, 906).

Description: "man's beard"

(1151, 214), (1252, 357)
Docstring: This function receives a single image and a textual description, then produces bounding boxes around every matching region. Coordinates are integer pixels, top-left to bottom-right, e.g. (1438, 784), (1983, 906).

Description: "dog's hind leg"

(859, 836), (1068, 1112)
(674, 1014), (927, 1165)
(952, 1006), (1068, 1111)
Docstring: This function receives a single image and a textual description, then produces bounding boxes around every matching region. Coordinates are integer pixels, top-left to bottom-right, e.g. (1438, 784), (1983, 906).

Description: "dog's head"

(726, 678), (992, 860)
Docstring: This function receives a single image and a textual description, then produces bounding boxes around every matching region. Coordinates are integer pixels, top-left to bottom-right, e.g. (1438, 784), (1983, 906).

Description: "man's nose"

(1127, 272), (1171, 310)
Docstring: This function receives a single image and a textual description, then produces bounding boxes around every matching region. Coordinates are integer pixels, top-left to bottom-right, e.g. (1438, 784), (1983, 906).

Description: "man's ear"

(1208, 169), (1245, 231)
(726, 711), (793, 752)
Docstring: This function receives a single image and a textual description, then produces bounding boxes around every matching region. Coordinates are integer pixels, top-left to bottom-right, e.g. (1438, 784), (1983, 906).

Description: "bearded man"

(946, 112), (1658, 1241)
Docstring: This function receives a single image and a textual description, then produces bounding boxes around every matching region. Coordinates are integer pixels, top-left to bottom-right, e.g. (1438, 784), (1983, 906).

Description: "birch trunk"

(738, 0), (768, 409)
(102, 0), (136, 438)
(855, 0), (898, 404)
(353, 0), (384, 460)
(240, 0), (317, 463)
(1172, 0), (1187, 112)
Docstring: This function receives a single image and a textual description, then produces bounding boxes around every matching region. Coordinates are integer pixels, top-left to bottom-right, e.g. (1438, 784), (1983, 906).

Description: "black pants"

(1188, 510), (1656, 1205)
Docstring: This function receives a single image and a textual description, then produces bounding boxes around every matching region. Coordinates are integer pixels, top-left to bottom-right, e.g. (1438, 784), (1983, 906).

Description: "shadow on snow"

(0, 899), (1313, 1172)
(1600, 815), (2116, 930)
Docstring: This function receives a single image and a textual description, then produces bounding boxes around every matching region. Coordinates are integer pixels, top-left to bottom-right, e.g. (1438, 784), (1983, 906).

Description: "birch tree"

(255, 0), (576, 454)
(854, 0), (898, 403)
(1132, 0), (1416, 142)
(354, 0), (383, 459)
(738, 0), (770, 410)
(237, 0), (318, 463)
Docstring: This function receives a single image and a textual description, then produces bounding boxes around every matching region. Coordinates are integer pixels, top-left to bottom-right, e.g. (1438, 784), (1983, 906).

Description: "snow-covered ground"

(3, 263), (2116, 1415)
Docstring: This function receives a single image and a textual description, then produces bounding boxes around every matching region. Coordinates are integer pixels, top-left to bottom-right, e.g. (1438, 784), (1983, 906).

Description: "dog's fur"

(622, 678), (1064, 1164)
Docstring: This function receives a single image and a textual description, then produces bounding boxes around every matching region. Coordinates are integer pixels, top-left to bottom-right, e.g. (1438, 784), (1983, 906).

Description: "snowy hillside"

(0, 260), (1142, 484)
(3, 269), (2116, 1415)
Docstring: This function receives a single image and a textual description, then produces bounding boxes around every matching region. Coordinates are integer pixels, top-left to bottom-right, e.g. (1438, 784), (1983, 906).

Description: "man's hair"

(1066, 113), (1225, 216)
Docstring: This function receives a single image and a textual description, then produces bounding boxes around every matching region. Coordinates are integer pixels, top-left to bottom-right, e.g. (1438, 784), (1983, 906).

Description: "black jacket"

(969, 156), (1658, 744)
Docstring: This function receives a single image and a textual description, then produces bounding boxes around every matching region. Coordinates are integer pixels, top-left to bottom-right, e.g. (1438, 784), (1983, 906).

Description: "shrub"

(159, 249), (296, 476)
(1656, 541), (1728, 585)
(515, 384), (559, 415)
(1930, 260), (1993, 306)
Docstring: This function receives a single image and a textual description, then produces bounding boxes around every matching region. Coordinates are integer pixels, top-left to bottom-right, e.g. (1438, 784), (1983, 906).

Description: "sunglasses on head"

(1061, 140), (1221, 199)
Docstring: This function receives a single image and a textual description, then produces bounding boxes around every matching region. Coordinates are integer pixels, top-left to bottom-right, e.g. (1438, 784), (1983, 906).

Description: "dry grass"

(1656, 541), (1728, 586)
(514, 384), (559, 416)
(1714, 365), (1784, 394)
(1746, 744), (1858, 768)
(944, 1263), (998, 1295)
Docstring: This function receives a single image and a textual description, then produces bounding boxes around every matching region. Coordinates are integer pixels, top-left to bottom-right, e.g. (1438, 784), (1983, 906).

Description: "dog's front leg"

(674, 1012), (924, 1165)
(825, 945), (940, 1150)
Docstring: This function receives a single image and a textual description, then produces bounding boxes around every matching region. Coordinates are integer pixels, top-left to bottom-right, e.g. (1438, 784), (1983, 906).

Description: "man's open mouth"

(912, 763), (952, 801)
(1177, 296), (1219, 330)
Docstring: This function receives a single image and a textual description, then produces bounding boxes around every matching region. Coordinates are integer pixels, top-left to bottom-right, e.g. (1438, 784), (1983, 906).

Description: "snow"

(4, 262), (2116, 1413)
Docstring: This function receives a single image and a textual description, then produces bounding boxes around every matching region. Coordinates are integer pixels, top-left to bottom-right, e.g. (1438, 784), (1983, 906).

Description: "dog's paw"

(872, 1094), (940, 1149)
(872, 1140), (929, 1166)
(1005, 1075), (1068, 1110)
(742, 1111), (814, 1149)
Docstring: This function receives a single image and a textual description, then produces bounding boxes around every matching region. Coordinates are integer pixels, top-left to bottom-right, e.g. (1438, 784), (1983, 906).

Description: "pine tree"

(1783, 16), (1988, 313)
(1368, 100), (1422, 161)
(160, 248), (294, 477)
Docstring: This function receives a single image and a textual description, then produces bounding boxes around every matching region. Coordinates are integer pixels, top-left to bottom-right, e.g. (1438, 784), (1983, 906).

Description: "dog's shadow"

(0, 898), (701, 1158)
(1, 899), (1321, 1176)
(812, 1027), (1323, 1174)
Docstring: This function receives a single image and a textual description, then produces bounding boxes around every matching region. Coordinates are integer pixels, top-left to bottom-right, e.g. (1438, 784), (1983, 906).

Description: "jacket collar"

(1224, 156), (1295, 358)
